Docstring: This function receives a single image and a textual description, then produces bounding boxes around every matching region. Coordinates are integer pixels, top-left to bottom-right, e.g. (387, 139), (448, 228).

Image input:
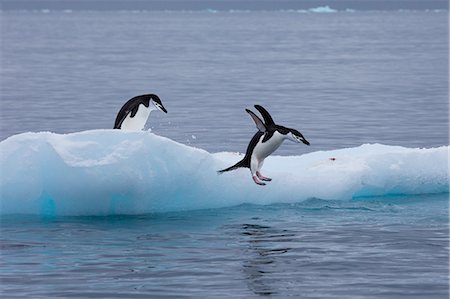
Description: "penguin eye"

(290, 132), (300, 140)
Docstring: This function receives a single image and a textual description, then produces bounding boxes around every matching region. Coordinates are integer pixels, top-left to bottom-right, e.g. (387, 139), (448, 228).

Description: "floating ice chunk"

(0, 130), (448, 216)
(309, 6), (337, 13)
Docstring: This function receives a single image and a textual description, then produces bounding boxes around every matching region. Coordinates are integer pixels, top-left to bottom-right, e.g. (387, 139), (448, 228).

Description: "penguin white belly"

(120, 104), (151, 131)
(253, 131), (285, 161)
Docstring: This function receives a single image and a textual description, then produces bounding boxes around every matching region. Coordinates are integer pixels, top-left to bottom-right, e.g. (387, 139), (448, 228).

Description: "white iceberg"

(309, 6), (338, 13)
(0, 130), (448, 216)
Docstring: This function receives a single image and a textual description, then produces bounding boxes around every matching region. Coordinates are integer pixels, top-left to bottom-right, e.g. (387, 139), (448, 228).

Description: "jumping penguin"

(218, 105), (310, 186)
(114, 94), (167, 130)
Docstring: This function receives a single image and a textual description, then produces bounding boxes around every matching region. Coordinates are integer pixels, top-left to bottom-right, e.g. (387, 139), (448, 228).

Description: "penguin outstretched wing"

(114, 108), (130, 129)
(254, 105), (275, 126)
(113, 97), (144, 129)
(253, 105), (277, 143)
(245, 109), (266, 132)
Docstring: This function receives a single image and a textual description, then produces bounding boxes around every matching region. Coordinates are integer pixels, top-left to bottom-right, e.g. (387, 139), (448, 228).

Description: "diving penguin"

(218, 105), (310, 185)
(114, 94), (167, 130)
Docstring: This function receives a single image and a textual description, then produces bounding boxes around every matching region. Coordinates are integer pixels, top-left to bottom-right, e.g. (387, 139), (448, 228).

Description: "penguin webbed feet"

(253, 176), (267, 186)
(256, 171), (272, 182)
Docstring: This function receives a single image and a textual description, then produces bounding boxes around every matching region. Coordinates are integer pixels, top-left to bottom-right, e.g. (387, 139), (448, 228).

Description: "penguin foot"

(253, 176), (266, 186)
(256, 171), (272, 182)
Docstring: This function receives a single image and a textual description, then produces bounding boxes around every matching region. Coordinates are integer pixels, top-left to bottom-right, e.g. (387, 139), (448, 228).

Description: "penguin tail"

(217, 159), (248, 174)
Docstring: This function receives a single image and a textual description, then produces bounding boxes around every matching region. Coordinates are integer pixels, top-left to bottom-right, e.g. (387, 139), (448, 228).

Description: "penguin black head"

(284, 127), (310, 145)
(147, 94), (167, 113)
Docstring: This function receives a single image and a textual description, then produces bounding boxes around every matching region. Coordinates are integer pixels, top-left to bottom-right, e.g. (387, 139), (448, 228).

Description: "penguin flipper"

(254, 105), (275, 126)
(129, 105), (139, 117)
(114, 109), (131, 129)
(245, 109), (266, 132)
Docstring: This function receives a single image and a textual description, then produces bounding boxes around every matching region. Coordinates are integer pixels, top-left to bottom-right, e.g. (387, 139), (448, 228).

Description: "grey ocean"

(1, 4), (449, 299)
(1, 8), (448, 152)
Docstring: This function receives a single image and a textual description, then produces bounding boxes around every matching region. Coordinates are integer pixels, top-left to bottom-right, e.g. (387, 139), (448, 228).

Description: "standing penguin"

(114, 94), (167, 130)
(218, 105), (310, 185)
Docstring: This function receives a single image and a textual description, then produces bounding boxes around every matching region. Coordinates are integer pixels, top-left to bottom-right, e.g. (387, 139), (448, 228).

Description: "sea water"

(1, 9), (448, 153)
(1, 5), (449, 299)
(1, 195), (448, 298)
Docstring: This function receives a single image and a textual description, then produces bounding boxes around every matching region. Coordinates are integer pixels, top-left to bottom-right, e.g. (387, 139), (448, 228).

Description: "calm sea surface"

(1, 10), (448, 153)
(1, 9), (449, 299)
(1, 195), (449, 298)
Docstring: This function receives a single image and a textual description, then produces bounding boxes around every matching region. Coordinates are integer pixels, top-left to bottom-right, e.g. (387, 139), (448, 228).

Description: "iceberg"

(309, 6), (337, 13)
(0, 130), (448, 216)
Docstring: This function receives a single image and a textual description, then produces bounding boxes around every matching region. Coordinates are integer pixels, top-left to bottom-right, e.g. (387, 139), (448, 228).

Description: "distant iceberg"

(0, 130), (448, 216)
(309, 6), (337, 13)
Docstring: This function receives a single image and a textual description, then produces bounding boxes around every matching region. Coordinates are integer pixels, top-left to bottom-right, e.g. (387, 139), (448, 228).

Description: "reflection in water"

(238, 223), (295, 296)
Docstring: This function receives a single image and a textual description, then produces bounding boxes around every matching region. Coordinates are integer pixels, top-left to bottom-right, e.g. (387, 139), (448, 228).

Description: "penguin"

(218, 105), (310, 186)
(114, 94), (167, 130)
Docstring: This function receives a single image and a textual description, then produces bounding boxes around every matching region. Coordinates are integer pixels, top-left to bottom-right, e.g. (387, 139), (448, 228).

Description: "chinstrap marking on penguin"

(218, 105), (310, 185)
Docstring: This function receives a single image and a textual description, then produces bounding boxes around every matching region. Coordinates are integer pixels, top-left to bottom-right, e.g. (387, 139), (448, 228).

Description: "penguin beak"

(293, 134), (310, 145)
(155, 103), (168, 113)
